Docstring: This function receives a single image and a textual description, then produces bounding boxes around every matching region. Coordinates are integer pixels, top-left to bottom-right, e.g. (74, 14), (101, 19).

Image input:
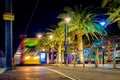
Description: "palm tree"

(39, 33), (50, 51)
(101, 0), (120, 62)
(57, 5), (107, 63)
(47, 25), (64, 64)
(38, 33), (54, 64)
(101, 0), (120, 29)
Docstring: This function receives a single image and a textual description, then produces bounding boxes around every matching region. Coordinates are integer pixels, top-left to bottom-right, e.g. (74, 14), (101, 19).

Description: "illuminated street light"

(37, 33), (42, 39)
(100, 21), (105, 26)
(49, 35), (53, 39)
(65, 17), (71, 23)
(99, 19), (106, 28)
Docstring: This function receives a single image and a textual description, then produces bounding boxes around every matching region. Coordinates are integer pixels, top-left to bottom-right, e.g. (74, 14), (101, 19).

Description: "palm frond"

(101, 0), (110, 8)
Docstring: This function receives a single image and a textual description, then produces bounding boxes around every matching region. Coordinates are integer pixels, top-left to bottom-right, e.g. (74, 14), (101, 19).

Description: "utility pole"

(3, 0), (14, 70)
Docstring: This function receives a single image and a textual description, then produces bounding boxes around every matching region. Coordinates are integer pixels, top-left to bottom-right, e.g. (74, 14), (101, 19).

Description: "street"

(0, 66), (71, 80)
(0, 66), (120, 80)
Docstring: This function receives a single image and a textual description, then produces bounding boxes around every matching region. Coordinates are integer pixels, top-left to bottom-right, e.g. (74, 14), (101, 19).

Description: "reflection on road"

(0, 66), (71, 80)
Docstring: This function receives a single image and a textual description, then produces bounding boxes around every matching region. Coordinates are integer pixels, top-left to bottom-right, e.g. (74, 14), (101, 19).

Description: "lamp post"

(36, 33), (42, 51)
(4, 0), (14, 70)
(100, 21), (106, 65)
(95, 47), (99, 68)
(64, 17), (71, 66)
(49, 35), (54, 64)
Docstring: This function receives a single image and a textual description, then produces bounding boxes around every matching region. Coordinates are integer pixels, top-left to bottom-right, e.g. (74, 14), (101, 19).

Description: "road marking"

(46, 68), (80, 80)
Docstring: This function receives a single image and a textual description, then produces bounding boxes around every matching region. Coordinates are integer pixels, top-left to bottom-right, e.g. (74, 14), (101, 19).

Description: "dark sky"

(0, 0), (119, 52)
(12, 0), (101, 37)
(0, 0), (101, 52)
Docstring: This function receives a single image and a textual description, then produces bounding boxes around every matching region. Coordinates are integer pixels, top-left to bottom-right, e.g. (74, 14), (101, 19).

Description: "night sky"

(0, 0), (119, 53)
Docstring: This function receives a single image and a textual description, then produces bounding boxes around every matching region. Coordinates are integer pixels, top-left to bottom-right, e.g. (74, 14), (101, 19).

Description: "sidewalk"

(56, 64), (120, 69)
(1, 64), (120, 74)
(0, 68), (5, 74)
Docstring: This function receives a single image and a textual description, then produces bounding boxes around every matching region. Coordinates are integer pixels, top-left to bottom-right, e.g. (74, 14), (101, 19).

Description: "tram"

(14, 38), (47, 65)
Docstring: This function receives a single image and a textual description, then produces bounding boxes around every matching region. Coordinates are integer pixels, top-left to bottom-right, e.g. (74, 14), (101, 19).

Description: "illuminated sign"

(3, 13), (15, 21)
(25, 42), (37, 47)
(40, 53), (46, 63)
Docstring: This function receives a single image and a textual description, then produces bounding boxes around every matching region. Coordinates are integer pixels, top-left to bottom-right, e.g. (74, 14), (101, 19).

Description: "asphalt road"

(49, 66), (120, 80)
(0, 66), (71, 80)
(0, 66), (120, 80)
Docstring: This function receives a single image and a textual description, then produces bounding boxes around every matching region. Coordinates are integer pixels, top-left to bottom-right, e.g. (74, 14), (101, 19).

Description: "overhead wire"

(24, 0), (39, 34)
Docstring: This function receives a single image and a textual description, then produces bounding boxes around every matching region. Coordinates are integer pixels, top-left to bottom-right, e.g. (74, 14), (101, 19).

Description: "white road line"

(46, 68), (80, 80)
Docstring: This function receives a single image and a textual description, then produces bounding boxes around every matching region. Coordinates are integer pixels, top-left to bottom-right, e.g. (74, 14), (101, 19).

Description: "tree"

(47, 25), (64, 64)
(101, 0), (120, 62)
(57, 5), (107, 63)
(39, 33), (50, 52)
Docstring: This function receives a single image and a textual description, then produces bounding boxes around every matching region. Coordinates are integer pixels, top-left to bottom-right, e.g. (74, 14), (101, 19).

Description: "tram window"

(26, 46), (36, 52)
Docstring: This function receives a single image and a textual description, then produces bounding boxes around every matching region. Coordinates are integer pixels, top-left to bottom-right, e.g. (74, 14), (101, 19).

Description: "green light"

(25, 42), (37, 47)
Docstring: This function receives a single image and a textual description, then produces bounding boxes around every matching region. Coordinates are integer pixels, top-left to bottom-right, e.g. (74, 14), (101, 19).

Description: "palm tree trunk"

(73, 43), (77, 67)
(58, 44), (62, 64)
(108, 38), (111, 62)
(113, 44), (117, 69)
(78, 36), (84, 63)
(90, 46), (93, 63)
(95, 48), (99, 68)
(57, 41), (62, 64)
(50, 47), (54, 64)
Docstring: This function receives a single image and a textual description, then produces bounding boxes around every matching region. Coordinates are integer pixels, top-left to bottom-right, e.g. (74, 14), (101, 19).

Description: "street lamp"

(100, 20), (106, 65)
(64, 17), (71, 66)
(65, 17), (71, 23)
(49, 35), (53, 39)
(100, 22), (105, 26)
(36, 33), (42, 51)
(99, 20), (106, 28)
(36, 33), (42, 39)
(49, 35), (54, 64)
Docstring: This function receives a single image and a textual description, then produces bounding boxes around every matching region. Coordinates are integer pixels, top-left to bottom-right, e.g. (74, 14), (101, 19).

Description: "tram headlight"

(34, 56), (40, 59)
(25, 56), (30, 60)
